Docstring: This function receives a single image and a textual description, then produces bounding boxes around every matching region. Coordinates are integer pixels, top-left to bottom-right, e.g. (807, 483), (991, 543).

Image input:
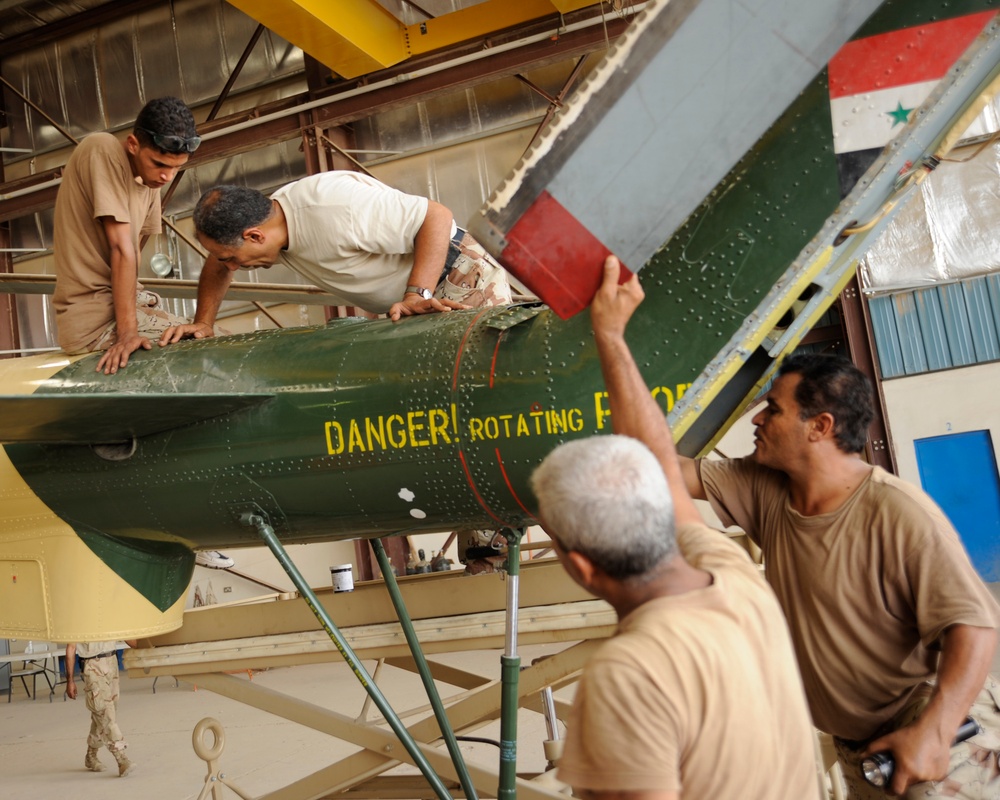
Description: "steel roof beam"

(0, 9), (630, 224)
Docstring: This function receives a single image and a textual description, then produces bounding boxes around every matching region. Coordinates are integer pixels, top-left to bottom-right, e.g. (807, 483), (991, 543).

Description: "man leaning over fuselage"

(159, 172), (512, 347)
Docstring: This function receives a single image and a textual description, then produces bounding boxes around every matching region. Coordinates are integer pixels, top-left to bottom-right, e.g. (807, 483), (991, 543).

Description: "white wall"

(185, 525), (552, 609)
(881, 361), (1000, 485)
(187, 540), (356, 608)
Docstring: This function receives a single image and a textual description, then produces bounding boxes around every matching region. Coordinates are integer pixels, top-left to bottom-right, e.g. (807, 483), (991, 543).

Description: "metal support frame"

(0, 75), (79, 147)
(128, 556), (608, 798)
(0, 223), (18, 361)
(371, 537), (477, 800)
(519, 54), (591, 152)
(500, 528), (525, 800)
(0, 130), (20, 361)
(0, 7), (632, 225)
(839, 273), (897, 474)
(146, 23), (268, 256)
(240, 512), (453, 800)
(182, 644), (589, 800)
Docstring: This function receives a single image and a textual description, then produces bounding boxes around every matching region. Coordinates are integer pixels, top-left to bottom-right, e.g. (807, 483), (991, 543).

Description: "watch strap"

(404, 285), (432, 299)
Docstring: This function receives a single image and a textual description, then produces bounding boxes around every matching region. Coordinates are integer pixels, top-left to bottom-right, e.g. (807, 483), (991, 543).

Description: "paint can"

(330, 564), (354, 593)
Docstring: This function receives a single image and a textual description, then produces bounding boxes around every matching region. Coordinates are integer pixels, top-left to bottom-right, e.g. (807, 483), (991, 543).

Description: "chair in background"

(7, 642), (57, 702)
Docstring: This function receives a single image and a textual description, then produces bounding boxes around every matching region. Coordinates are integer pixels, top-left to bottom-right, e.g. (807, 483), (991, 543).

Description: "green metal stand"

(240, 513), (453, 800)
(499, 528), (524, 800)
(372, 538), (478, 800)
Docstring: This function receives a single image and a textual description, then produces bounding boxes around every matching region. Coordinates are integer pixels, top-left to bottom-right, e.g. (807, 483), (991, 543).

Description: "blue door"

(914, 430), (1000, 582)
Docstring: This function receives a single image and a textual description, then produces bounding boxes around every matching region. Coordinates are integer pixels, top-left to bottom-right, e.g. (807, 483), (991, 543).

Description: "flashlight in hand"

(861, 716), (981, 787)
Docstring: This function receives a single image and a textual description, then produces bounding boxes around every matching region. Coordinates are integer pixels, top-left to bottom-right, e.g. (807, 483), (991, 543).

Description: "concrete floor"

(0, 644), (565, 800)
(5, 586), (1000, 800)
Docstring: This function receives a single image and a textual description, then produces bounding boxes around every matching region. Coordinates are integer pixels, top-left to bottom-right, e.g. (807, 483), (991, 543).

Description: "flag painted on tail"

(829, 9), (996, 197)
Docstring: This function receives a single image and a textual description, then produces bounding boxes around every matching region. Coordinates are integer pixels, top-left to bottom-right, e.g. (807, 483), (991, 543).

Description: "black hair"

(777, 352), (875, 453)
(133, 97), (197, 153)
(193, 185), (274, 246)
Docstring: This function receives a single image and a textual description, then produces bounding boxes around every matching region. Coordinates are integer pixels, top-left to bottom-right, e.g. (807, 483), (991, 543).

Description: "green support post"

(499, 528), (524, 800)
(371, 538), (478, 800)
(240, 513), (453, 800)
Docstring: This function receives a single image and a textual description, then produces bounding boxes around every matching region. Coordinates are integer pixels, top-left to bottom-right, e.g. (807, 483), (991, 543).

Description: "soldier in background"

(65, 640), (137, 777)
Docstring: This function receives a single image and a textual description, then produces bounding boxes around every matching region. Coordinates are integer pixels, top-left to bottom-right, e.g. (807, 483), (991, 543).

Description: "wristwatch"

(404, 285), (433, 300)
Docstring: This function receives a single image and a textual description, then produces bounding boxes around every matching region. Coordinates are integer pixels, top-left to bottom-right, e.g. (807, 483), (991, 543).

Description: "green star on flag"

(887, 101), (914, 127)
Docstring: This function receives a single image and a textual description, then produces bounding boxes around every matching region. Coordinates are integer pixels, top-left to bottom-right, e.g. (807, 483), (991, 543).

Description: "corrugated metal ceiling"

(0, 0), (623, 348)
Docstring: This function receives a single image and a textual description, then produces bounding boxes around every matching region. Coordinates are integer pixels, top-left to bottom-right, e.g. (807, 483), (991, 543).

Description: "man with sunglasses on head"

(53, 96), (201, 375)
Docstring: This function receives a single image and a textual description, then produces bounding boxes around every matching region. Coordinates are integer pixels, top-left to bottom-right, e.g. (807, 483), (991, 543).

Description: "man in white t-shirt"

(159, 172), (511, 346)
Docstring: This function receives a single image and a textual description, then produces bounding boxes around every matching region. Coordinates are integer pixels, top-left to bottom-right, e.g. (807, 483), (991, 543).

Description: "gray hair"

(530, 435), (677, 580)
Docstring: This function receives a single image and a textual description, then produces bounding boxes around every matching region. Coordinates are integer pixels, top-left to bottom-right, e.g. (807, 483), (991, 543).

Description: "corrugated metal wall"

(1, 0), (599, 349)
(1, 0), (303, 166)
(870, 273), (1000, 378)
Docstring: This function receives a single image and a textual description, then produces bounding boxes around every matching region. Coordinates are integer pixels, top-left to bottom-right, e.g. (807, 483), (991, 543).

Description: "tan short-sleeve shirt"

(53, 133), (160, 353)
(558, 522), (821, 799)
(700, 457), (1000, 740)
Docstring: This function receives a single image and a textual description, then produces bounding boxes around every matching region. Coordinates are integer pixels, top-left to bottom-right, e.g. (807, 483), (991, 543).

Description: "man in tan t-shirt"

(53, 96), (199, 375)
(530, 258), (821, 800)
(673, 332), (1000, 796)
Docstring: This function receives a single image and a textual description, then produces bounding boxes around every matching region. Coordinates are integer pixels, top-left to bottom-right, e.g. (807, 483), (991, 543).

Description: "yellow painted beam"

(671, 247), (836, 444)
(227, 0), (409, 78)
(229, 0), (603, 79)
(549, 0), (602, 12)
(404, 0), (596, 57)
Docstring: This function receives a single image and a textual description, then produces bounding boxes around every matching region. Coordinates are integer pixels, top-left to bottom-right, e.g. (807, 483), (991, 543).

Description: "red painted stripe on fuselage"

(451, 307), (491, 392)
(458, 450), (510, 526)
(488, 331), (505, 389)
(495, 447), (538, 522)
(452, 308), (515, 527)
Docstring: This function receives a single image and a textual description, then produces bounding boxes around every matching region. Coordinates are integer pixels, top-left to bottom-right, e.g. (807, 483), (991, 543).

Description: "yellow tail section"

(0, 352), (186, 642)
(0, 446), (186, 642)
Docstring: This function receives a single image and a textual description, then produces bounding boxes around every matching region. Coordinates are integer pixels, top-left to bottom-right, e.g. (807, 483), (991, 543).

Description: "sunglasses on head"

(137, 126), (201, 154)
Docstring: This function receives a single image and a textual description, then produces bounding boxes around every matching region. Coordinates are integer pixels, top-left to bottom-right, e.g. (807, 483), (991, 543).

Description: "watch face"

(406, 285), (433, 300)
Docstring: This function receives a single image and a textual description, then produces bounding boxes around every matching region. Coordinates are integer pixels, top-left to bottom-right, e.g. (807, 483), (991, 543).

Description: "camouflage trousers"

(89, 290), (188, 352)
(434, 232), (512, 308)
(83, 655), (127, 753)
(834, 676), (1000, 799)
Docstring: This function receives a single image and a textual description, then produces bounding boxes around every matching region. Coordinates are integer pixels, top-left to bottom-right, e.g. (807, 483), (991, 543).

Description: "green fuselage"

(2, 0), (992, 618)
